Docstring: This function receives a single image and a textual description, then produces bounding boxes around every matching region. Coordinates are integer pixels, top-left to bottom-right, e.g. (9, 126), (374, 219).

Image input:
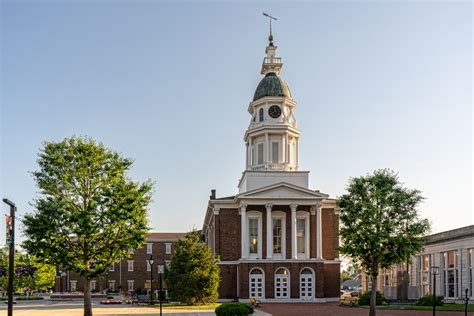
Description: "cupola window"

(259, 108), (264, 122)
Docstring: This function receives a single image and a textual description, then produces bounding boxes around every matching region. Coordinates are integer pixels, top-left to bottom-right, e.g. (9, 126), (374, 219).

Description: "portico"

(236, 183), (327, 261)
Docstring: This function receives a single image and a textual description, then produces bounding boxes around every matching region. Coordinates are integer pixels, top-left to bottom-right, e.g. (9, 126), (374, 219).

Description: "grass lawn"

(160, 303), (221, 310)
(361, 304), (474, 312)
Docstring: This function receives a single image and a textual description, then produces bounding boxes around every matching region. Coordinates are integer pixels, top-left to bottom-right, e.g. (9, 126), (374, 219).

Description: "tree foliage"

(22, 136), (153, 316)
(338, 169), (430, 316)
(0, 248), (55, 293)
(165, 231), (220, 305)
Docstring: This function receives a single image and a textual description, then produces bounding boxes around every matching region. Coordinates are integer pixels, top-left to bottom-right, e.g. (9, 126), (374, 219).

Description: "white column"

(240, 204), (247, 259)
(291, 203), (298, 259)
(265, 133), (269, 165)
(245, 142), (249, 170)
(296, 139), (299, 169)
(281, 134), (285, 165)
(316, 201), (323, 259)
(266, 204), (273, 259)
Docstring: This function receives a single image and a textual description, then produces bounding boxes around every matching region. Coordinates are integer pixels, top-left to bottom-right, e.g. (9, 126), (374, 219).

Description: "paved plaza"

(1, 301), (472, 316)
(259, 302), (473, 316)
(0, 301), (217, 316)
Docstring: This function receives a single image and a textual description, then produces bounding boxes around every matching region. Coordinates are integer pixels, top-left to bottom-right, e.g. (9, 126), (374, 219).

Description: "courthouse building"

(201, 33), (340, 302)
(362, 225), (474, 303)
(56, 232), (186, 294)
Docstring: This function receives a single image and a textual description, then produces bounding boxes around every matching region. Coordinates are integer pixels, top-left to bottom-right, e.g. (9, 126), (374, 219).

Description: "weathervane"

(262, 12), (277, 46)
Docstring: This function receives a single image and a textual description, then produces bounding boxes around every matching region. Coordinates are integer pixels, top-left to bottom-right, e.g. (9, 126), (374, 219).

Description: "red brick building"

(56, 232), (186, 294)
(201, 34), (340, 302)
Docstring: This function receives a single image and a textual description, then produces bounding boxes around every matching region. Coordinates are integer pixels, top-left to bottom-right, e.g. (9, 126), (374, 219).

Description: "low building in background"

(56, 232), (186, 295)
(362, 225), (474, 303)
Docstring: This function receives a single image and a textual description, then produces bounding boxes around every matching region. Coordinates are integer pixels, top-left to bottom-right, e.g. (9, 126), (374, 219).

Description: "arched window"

(274, 268), (290, 299)
(249, 268), (264, 299)
(300, 268), (315, 299)
(259, 108), (264, 122)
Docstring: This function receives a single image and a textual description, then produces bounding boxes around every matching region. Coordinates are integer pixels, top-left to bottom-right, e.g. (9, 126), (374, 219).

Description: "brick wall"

(218, 264), (238, 299)
(323, 263), (341, 297)
(322, 208), (338, 260)
(216, 208), (241, 261)
(65, 239), (179, 292)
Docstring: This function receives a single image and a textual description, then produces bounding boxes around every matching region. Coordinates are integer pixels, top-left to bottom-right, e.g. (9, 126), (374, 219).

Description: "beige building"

(362, 225), (474, 303)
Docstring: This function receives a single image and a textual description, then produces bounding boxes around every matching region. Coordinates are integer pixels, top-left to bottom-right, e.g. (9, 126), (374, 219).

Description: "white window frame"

(127, 260), (134, 272)
(109, 263), (115, 272)
(249, 268), (265, 299)
(274, 267), (290, 299)
(128, 247), (133, 254)
(108, 280), (115, 291)
(257, 143), (264, 165)
(271, 211), (286, 259)
(147, 243), (153, 254)
(127, 280), (134, 292)
(165, 260), (171, 268)
(247, 211), (262, 259)
(300, 267), (315, 300)
(147, 261), (151, 272)
(271, 141), (279, 163)
(165, 243), (172, 254)
(70, 280), (77, 292)
(296, 211), (310, 259)
(442, 250), (458, 298)
(419, 254), (430, 297)
(90, 280), (96, 290)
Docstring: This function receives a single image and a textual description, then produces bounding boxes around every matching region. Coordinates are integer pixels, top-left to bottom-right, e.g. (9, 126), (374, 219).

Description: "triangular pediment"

(237, 182), (328, 200)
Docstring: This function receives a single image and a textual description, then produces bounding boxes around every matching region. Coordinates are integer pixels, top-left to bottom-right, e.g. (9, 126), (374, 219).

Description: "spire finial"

(263, 12), (277, 46)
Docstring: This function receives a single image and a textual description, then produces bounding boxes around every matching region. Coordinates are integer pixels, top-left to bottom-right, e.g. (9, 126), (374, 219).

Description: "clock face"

(268, 105), (282, 119)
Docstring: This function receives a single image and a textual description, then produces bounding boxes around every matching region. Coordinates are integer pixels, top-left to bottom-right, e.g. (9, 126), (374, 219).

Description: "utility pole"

(3, 199), (16, 316)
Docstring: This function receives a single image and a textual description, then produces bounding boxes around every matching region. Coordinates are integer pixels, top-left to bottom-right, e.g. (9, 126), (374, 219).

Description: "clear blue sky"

(1, 1), (472, 245)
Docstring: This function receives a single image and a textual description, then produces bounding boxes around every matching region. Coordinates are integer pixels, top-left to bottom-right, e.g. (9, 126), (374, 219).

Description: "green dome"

(253, 72), (292, 101)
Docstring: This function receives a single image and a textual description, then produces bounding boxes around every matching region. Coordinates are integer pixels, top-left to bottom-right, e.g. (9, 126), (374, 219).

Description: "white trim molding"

(271, 210), (287, 259)
(296, 210), (310, 259)
(247, 210), (263, 259)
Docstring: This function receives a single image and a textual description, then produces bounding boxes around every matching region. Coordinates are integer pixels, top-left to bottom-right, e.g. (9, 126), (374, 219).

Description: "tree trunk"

(84, 278), (92, 316)
(369, 273), (378, 316)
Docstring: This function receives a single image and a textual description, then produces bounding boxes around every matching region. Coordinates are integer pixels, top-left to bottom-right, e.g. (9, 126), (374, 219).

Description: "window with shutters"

(257, 143), (264, 165)
(272, 142), (279, 163)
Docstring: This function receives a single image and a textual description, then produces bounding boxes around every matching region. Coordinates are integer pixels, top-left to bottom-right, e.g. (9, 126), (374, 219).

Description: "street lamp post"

(431, 266), (439, 316)
(147, 255), (154, 305)
(3, 199), (16, 316)
(158, 265), (164, 316)
(464, 288), (469, 316)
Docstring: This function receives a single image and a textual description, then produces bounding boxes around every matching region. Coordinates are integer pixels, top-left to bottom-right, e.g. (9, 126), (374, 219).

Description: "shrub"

(15, 296), (43, 301)
(358, 291), (386, 305)
(415, 295), (444, 306)
(215, 303), (254, 316)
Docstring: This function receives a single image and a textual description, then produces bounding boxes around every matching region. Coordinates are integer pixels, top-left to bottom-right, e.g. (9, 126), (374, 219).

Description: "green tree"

(165, 231), (220, 304)
(0, 248), (55, 294)
(340, 270), (351, 283)
(337, 169), (430, 316)
(22, 137), (153, 316)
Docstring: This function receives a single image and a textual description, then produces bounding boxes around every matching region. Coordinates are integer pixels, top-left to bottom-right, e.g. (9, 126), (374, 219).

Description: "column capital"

(265, 203), (273, 211)
(239, 204), (248, 215)
(310, 206), (316, 215)
(315, 200), (322, 209)
(290, 203), (298, 212)
(213, 207), (220, 215)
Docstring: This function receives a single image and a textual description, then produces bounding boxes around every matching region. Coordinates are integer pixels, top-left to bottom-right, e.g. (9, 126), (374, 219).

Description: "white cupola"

(243, 35), (301, 173)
